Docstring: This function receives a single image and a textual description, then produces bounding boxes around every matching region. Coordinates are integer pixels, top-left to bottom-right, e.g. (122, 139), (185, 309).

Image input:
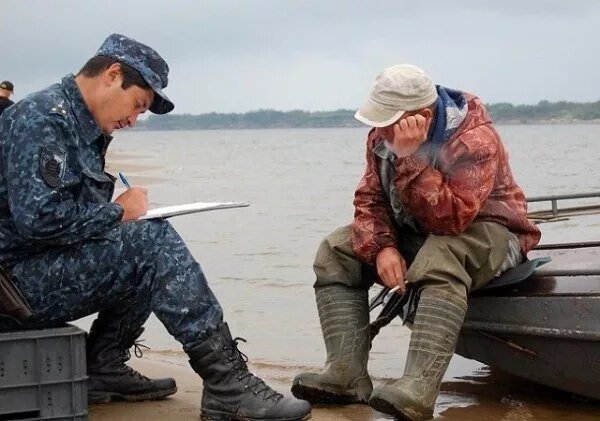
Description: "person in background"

(0, 33), (310, 421)
(291, 64), (540, 420)
(0, 81), (15, 116)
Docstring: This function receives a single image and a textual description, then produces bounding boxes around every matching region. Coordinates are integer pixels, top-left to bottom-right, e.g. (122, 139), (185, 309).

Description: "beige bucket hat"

(355, 64), (438, 127)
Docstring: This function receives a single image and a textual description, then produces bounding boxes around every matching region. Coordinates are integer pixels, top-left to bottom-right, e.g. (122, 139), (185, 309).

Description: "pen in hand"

(118, 172), (132, 189)
(115, 172), (148, 221)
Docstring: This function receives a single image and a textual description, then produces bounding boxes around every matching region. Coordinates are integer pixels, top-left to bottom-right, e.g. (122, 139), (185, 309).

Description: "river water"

(84, 124), (600, 420)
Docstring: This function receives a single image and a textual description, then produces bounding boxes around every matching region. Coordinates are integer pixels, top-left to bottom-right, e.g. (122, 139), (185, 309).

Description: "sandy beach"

(89, 353), (376, 421)
(89, 351), (600, 421)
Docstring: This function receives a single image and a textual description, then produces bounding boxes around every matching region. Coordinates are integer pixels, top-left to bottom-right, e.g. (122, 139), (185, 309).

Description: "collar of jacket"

(59, 74), (103, 145)
(373, 139), (396, 161)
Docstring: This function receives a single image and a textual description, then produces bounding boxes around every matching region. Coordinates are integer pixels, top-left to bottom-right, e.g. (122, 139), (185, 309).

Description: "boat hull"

(457, 273), (600, 400)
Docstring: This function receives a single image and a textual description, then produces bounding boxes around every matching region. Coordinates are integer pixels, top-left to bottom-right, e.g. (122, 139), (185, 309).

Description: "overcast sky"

(1, 0), (599, 114)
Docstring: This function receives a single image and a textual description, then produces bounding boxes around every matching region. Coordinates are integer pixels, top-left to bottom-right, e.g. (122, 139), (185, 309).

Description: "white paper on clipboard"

(138, 201), (249, 220)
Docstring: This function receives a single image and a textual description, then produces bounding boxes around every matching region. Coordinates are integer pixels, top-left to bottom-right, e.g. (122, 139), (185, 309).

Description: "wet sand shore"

(90, 352), (600, 421)
(89, 354), (375, 421)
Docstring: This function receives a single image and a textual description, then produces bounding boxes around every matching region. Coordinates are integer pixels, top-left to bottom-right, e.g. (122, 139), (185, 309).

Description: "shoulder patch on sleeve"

(48, 100), (69, 119)
(40, 143), (67, 188)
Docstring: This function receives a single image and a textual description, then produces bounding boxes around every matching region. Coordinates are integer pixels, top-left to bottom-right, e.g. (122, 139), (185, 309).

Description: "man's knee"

(406, 233), (472, 298)
(121, 220), (185, 255)
(313, 225), (367, 289)
(406, 221), (511, 297)
(122, 219), (176, 238)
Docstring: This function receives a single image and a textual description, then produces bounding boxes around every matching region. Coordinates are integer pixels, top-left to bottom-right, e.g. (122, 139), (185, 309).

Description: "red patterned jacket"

(351, 94), (541, 265)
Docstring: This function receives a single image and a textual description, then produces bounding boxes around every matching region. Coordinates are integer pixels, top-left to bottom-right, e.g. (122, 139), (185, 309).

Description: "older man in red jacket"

(292, 64), (541, 420)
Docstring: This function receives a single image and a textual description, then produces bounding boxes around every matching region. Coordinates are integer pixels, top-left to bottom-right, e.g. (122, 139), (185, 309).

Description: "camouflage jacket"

(0, 74), (124, 264)
(351, 93), (541, 265)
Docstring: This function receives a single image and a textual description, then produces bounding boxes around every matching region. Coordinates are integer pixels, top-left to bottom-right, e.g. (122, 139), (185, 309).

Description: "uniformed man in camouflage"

(0, 33), (311, 421)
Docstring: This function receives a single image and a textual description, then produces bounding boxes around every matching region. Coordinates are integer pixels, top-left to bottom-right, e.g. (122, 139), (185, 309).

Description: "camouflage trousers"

(313, 220), (520, 299)
(6, 220), (223, 351)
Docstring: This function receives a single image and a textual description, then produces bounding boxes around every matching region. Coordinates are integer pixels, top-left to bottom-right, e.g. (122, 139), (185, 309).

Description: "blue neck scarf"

(427, 85), (468, 166)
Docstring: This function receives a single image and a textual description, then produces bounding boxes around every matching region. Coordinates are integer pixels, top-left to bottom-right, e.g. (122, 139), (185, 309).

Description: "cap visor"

(149, 88), (174, 115)
(354, 101), (405, 128)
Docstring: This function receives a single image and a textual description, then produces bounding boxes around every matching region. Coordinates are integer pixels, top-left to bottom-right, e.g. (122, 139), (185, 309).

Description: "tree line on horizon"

(140, 100), (600, 130)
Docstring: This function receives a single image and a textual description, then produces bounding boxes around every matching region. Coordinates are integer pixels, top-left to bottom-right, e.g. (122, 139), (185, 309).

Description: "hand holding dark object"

(375, 247), (408, 293)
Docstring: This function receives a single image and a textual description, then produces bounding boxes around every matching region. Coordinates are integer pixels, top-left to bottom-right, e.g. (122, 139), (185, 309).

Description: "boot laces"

(224, 337), (283, 402)
(121, 338), (151, 362)
(118, 339), (152, 383)
(132, 339), (151, 358)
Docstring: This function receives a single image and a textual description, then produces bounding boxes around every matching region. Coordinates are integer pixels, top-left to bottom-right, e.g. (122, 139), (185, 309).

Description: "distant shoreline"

(138, 101), (600, 130)
(497, 118), (600, 125)
(134, 119), (600, 131)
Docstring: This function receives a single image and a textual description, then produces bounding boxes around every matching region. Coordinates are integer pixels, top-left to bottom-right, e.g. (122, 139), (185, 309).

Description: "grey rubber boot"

(369, 288), (468, 420)
(291, 284), (372, 404)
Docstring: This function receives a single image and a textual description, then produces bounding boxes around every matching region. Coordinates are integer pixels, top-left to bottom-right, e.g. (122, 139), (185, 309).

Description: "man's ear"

(104, 63), (123, 86)
(420, 108), (433, 119)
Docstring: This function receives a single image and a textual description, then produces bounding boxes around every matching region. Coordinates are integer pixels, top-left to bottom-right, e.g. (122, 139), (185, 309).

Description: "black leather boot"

(188, 323), (312, 421)
(87, 321), (177, 403)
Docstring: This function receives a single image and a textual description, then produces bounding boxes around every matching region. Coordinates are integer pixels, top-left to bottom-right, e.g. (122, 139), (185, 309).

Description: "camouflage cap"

(95, 33), (174, 114)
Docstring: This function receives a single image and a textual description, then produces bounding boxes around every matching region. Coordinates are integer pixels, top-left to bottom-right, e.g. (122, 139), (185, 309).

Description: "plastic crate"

(0, 325), (87, 420)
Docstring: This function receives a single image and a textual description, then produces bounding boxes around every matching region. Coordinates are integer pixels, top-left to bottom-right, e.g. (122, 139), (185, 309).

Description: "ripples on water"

(89, 125), (600, 419)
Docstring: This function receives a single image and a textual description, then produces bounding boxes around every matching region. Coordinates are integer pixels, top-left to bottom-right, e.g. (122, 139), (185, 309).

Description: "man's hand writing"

(114, 187), (148, 221)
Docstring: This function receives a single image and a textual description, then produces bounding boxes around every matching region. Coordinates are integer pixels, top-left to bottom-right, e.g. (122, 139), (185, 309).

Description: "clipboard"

(139, 201), (249, 220)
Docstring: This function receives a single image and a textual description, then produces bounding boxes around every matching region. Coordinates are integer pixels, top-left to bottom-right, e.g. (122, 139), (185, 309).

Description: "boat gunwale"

(462, 320), (600, 341)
